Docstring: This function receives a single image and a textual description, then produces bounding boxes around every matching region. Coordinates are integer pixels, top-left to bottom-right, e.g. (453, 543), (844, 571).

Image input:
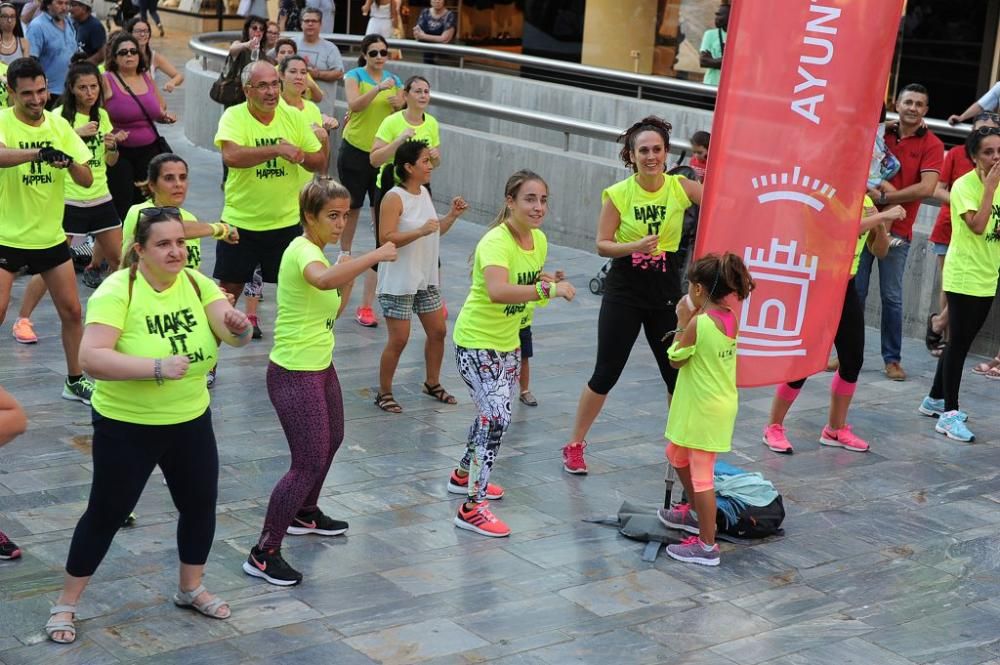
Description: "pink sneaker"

(355, 306), (378, 327)
(446, 469), (504, 499)
(562, 441), (588, 474)
(819, 424), (869, 452)
(762, 424), (794, 454)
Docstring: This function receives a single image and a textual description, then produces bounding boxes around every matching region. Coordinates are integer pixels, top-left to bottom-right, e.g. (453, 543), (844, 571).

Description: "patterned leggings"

(243, 265), (263, 299)
(258, 362), (344, 551)
(455, 345), (520, 503)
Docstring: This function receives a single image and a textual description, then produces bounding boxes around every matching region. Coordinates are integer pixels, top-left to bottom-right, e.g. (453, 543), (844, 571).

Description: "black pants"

(65, 409), (219, 577)
(789, 278), (865, 388)
(587, 298), (678, 395)
(108, 141), (162, 221)
(930, 291), (995, 411)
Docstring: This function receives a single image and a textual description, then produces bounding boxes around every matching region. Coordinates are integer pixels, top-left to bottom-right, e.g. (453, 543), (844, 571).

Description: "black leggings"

(789, 278), (865, 389)
(587, 298), (678, 395)
(930, 291), (994, 411)
(65, 409), (219, 577)
(108, 141), (162, 221)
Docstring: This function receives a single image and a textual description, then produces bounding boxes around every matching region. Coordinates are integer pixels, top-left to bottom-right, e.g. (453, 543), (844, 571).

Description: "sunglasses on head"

(367, 49), (389, 58)
(973, 126), (1000, 137)
(116, 47), (140, 56)
(139, 206), (181, 218)
(974, 112), (1000, 124)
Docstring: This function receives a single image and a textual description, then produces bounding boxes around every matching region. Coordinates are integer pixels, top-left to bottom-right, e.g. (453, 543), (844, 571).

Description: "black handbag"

(111, 72), (172, 154)
(210, 51), (251, 107)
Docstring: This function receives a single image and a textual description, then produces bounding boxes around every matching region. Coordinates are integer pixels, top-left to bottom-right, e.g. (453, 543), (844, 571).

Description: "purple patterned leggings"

(258, 362), (344, 551)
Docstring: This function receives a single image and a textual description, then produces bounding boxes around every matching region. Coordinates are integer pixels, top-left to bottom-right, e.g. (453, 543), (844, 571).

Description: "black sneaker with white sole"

(286, 508), (348, 536)
(242, 546), (303, 586)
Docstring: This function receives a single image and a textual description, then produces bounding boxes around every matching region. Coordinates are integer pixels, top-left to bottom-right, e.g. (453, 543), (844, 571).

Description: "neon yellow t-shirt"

(374, 110), (441, 188)
(851, 195), (875, 277)
(665, 312), (737, 452)
(122, 204), (202, 270)
(54, 107), (113, 203)
(602, 174), (692, 254)
(214, 102), (322, 231)
(944, 170), (1000, 297)
(0, 62), (8, 107)
(270, 236), (342, 371)
(453, 225), (548, 352)
(86, 267), (226, 425)
(0, 108), (91, 249)
(280, 97), (324, 188)
(342, 67), (403, 153)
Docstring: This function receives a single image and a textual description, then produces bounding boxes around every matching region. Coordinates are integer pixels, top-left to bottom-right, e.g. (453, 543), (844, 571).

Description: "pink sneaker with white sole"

(762, 424), (794, 454)
(819, 424), (869, 452)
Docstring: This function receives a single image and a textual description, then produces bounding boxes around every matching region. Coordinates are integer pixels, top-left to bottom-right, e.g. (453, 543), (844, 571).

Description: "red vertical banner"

(694, 0), (904, 388)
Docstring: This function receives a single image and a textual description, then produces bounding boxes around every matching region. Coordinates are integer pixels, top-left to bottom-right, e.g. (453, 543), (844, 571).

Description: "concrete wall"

(184, 59), (1000, 356)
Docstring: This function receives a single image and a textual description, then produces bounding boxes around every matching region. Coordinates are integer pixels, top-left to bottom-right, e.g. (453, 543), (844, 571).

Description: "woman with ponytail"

(563, 116), (702, 475)
(374, 139), (466, 413)
(658, 252), (754, 566)
(450, 170), (575, 537)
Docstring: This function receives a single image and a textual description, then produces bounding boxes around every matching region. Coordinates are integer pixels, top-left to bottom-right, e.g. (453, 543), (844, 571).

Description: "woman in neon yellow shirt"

(338, 33), (404, 328)
(658, 253), (754, 566)
(451, 170), (576, 538)
(919, 127), (1000, 443)
(563, 116), (702, 475)
(243, 177), (398, 586)
(46, 210), (253, 644)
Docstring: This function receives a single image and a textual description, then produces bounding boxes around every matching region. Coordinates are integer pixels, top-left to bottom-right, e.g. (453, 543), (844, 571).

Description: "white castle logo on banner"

(751, 166), (836, 211)
(738, 239), (819, 357)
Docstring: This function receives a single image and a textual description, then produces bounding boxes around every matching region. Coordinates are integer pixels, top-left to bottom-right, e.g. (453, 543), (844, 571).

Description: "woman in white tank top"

(373, 139), (468, 414)
(362, 0), (397, 39)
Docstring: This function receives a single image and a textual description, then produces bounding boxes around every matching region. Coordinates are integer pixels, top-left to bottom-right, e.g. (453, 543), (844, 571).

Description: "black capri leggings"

(65, 409), (219, 578)
(587, 298), (678, 395)
(930, 291), (995, 411)
(788, 277), (865, 389)
(107, 141), (163, 221)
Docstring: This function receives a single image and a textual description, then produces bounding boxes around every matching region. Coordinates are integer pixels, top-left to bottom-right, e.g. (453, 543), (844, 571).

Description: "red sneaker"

(355, 306), (378, 327)
(454, 501), (510, 537)
(446, 469), (504, 499)
(562, 441), (588, 474)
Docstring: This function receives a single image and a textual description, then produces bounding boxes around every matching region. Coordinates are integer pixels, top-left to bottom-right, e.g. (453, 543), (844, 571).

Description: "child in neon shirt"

(657, 252), (755, 566)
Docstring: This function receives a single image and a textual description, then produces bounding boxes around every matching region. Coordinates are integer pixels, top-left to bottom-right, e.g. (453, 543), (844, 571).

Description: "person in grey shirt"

(294, 6), (343, 115)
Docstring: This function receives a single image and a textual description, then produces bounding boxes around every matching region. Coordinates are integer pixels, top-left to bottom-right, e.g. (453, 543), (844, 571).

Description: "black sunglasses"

(973, 127), (1000, 137)
(139, 206), (181, 218)
(974, 112), (1000, 124)
(116, 48), (140, 56)
(367, 49), (389, 58)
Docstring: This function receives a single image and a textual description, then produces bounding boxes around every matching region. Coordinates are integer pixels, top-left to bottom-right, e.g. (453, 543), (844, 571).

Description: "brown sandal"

(422, 382), (457, 405)
(375, 392), (403, 413)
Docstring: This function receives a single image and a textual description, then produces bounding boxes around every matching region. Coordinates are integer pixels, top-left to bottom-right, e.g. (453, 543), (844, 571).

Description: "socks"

(67, 374), (83, 384)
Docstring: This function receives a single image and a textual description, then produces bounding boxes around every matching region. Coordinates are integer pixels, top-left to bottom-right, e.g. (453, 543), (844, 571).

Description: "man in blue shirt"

(68, 0), (105, 65)
(25, 0), (76, 100)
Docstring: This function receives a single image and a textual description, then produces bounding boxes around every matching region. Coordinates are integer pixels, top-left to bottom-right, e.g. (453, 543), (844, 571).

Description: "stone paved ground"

(3, 26), (1000, 665)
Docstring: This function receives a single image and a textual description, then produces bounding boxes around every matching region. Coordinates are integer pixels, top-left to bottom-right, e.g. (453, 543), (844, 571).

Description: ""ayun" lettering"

(790, 4), (841, 125)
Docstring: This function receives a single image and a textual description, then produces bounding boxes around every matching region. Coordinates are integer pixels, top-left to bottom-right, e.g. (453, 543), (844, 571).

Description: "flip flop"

(925, 313), (943, 351)
(983, 366), (1000, 381)
(971, 357), (1000, 375)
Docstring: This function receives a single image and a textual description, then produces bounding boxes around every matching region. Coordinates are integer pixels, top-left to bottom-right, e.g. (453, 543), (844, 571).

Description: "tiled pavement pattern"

(2, 30), (1000, 665)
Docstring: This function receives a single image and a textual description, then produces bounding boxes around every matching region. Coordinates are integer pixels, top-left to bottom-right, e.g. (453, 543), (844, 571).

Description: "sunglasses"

(973, 127), (1000, 137)
(367, 49), (389, 58)
(974, 112), (1000, 124)
(116, 47), (140, 56)
(139, 206), (181, 218)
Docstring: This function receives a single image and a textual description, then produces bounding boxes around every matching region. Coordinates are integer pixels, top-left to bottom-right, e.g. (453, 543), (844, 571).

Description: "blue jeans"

(853, 237), (910, 364)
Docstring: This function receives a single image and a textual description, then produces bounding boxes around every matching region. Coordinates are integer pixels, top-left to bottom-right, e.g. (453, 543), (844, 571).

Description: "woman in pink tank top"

(103, 32), (176, 219)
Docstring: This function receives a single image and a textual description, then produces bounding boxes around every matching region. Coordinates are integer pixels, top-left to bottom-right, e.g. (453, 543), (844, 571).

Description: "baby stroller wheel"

(589, 277), (603, 295)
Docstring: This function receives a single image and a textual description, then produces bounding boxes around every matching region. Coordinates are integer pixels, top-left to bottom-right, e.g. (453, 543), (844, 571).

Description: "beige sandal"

(173, 585), (230, 619)
(45, 604), (77, 644)
(972, 356), (1000, 375)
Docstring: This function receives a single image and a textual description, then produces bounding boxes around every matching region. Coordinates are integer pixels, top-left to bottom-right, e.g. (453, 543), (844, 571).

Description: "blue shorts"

(931, 242), (948, 257)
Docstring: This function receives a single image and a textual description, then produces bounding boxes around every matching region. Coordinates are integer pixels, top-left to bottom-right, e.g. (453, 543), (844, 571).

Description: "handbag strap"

(111, 72), (165, 141)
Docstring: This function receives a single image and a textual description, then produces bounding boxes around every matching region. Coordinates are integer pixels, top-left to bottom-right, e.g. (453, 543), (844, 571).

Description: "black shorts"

(63, 201), (122, 236)
(0, 242), (72, 275)
(212, 224), (300, 284)
(519, 325), (533, 359)
(337, 140), (379, 210)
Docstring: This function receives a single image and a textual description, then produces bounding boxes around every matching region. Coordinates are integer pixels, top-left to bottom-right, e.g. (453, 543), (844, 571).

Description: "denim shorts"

(378, 286), (442, 320)
(931, 242), (949, 257)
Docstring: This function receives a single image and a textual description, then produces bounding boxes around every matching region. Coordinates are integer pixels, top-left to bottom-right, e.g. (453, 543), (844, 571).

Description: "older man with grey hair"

(211, 60), (325, 305)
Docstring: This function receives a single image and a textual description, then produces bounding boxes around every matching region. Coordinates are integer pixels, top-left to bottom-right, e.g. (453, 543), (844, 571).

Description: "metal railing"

(188, 31), (971, 144)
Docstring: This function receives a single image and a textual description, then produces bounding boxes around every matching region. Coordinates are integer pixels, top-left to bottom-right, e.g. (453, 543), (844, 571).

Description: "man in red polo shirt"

(855, 83), (943, 382)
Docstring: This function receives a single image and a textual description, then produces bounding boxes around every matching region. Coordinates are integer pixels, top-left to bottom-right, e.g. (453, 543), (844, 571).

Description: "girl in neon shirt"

(243, 178), (398, 586)
(563, 116), (702, 474)
(46, 209), (253, 643)
(657, 253), (754, 566)
(451, 170), (576, 537)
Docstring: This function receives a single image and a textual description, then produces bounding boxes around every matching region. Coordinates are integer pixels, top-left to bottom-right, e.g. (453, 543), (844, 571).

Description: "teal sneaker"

(62, 377), (95, 405)
(935, 410), (974, 442)
(918, 397), (967, 421)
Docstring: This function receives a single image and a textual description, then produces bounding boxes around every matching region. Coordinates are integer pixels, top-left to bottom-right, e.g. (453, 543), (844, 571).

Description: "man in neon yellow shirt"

(0, 57), (95, 403)
(213, 60), (325, 303)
